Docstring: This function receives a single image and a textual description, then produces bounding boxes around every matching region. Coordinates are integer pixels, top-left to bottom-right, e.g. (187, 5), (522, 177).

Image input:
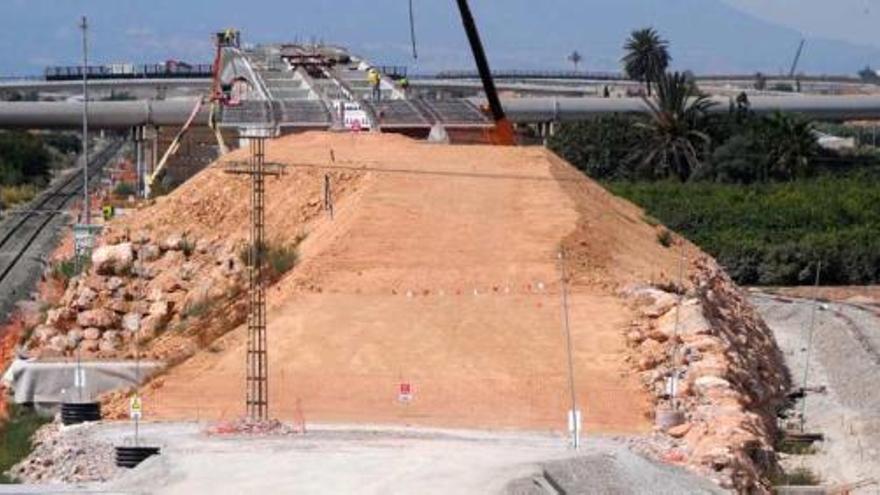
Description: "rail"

(416, 70), (872, 85)
(0, 141), (122, 285)
(419, 69), (628, 81)
(44, 64), (213, 81)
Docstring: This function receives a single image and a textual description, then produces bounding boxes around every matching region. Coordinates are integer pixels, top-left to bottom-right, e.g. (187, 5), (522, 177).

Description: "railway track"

(0, 141), (122, 287)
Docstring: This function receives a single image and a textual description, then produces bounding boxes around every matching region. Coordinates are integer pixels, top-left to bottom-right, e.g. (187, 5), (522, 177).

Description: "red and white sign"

(398, 382), (413, 403)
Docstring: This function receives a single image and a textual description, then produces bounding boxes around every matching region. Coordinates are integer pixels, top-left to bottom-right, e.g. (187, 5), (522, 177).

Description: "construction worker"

(367, 68), (381, 101)
(222, 28), (237, 47)
(399, 76), (410, 97)
(102, 204), (115, 221)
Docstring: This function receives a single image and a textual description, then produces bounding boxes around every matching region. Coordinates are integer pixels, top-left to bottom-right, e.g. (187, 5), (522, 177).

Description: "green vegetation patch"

(609, 174), (880, 286)
(0, 185), (37, 208)
(0, 405), (51, 483)
(238, 235), (305, 284)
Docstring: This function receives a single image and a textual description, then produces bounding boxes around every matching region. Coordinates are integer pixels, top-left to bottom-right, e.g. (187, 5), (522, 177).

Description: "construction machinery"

(453, 0), (517, 145)
(789, 39), (806, 79)
(211, 29), (242, 105)
(145, 97), (206, 193)
(145, 29), (240, 193)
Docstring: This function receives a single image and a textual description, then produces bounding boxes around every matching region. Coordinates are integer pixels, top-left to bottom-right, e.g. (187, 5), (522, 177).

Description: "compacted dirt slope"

(134, 132), (689, 433)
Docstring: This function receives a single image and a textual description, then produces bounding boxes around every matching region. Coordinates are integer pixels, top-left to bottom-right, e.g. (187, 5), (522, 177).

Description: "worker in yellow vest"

(367, 68), (381, 102)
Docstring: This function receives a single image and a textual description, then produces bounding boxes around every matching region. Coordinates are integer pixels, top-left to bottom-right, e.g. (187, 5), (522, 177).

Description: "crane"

(789, 38), (805, 78)
(453, 0), (517, 145)
(146, 29), (238, 193)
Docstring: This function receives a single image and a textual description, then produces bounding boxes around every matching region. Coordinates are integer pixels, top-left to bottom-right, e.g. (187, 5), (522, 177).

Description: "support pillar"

(133, 126), (144, 198)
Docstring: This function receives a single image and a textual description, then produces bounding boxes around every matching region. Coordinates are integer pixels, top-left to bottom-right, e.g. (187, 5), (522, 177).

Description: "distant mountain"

(1, 0), (879, 77)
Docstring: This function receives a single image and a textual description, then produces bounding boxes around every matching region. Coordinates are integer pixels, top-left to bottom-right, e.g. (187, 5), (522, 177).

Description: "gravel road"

(751, 293), (880, 488)
(1, 422), (723, 494)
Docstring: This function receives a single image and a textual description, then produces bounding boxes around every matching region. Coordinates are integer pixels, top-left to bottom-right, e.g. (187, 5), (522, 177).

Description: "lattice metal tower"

(225, 126), (282, 420)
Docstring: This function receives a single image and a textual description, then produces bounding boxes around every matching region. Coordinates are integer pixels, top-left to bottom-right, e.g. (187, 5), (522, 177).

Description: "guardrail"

(414, 70), (871, 84)
(417, 70), (628, 81)
(44, 64), (213, 81)
(0, 75), (44, 82)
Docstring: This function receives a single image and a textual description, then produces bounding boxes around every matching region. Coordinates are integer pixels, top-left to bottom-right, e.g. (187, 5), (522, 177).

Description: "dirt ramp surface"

(127, 132), (693, 433)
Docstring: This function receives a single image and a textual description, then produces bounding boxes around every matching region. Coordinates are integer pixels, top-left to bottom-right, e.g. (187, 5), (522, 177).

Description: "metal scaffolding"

(224, 126), (282, 420)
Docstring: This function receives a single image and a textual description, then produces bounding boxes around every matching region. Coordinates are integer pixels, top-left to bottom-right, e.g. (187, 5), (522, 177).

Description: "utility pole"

(80, 16), (91, 225)
(800, 261), (822, 433)
(224, 127), (283, 421)
(558, 249), (579, 449)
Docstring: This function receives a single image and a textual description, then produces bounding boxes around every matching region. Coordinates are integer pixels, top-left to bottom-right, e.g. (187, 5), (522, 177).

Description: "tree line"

(0, 131), (81, 208)
(549, 28), (880, 286)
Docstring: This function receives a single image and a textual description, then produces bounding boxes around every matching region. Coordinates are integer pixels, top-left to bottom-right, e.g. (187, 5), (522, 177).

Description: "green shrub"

(771, 467), (821, 486)
(657, 229), (674, 248)
(0, 405), (51, 483)
(113, 182), (136, 197)
(180, 236), (196, 257)
(777, 439), (817, 455)
(547, 115), (648, 180)
(0, 185), (37, 208)
(266, 245), (298, 281)
(609, 174), (880, 286)
(238, 236), (305, 283)
(183, 299), (213, 320)
(41, 133), (81, 155)
(0, 132), (51, 187)
(51, 258), (80, 281)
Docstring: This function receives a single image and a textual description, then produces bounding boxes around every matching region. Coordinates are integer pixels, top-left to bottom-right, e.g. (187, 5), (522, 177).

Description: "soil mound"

(130, 132), (692, 433)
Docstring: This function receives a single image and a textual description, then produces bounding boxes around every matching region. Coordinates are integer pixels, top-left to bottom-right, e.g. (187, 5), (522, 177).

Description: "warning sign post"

(398, 382), (413, 403)
(130, 395), (143, 445)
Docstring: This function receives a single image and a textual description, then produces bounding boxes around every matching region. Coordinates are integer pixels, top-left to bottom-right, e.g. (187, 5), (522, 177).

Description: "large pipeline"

(488, 95), (880, 123)
(0, 99), (209, 129)
(5, 95), (880, 129)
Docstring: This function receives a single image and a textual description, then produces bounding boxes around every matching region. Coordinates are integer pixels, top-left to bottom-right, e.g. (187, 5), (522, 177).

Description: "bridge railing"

(44, 64), (213, 81)
(416, 69), (628, 81)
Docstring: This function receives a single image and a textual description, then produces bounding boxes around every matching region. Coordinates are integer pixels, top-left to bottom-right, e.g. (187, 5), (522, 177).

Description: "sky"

(2, 0), (880, 76)
(723, 0), (880, 48)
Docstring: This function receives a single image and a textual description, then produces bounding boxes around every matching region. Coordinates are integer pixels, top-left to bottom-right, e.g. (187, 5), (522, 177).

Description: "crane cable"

(409, 0), (418, 60)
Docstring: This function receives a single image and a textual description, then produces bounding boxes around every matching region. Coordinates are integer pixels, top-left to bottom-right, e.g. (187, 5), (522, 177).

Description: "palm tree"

(622, 27), (671, 96)
(633, 71), (716, 181)
(759, 113), (818, 181)
(567, 50), (583, 71)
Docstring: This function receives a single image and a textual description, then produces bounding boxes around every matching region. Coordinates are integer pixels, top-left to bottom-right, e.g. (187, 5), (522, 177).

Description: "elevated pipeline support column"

(133, 126), (145, 198)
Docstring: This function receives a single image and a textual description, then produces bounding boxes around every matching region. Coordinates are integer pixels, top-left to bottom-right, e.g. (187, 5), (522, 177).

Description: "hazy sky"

(2, 1), (880, 75)
(724, 0), (880, 48)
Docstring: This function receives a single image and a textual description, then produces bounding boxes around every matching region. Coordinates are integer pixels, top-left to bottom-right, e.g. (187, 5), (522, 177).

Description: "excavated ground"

(13, 132), (798, 491)
(117, 132), (691, 433)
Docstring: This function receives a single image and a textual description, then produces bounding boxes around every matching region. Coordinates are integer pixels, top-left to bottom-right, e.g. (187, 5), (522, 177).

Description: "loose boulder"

(76, 309), (119, 329)
(121, 313), (141, 333)
(83, 327), (102, 341)
(33, 325), (59, 342)
(91, 243), (134, 275)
